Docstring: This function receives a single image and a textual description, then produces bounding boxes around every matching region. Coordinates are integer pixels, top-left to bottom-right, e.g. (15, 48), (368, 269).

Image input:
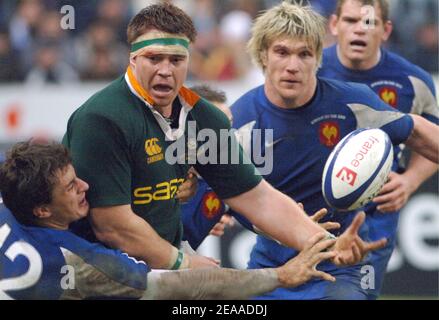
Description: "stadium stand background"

(0, 0), (438, 299)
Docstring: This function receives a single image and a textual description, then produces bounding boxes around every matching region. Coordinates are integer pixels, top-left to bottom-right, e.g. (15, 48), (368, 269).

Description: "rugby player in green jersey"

(63, 2), (387, 273)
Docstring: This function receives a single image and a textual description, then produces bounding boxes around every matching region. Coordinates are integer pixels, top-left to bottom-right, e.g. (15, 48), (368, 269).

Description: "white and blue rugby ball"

(322, 128), (393, 211)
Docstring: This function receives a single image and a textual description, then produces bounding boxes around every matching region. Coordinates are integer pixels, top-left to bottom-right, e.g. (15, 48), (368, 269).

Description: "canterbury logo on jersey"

(133, 178), (185, 205)
(145, 138), (164, 164)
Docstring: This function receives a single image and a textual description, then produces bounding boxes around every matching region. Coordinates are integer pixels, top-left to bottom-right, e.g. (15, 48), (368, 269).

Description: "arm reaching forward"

(224, 180), (387, 266)
(142, 233), (336, 300)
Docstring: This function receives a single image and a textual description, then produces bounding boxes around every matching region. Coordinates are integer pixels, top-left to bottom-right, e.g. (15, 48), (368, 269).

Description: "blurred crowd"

(0, 0), (437, 84)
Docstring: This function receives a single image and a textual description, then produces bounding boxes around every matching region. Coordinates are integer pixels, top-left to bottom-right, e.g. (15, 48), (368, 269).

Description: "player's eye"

(274, 49), (288, 56)
(363, 18), (377, 26)
(343, 17), (357, 24)
(68, 180), (77, 192)
(299, 51), (313, 58)
(171, 56), (185, 64)
(147, 56), (161, 63)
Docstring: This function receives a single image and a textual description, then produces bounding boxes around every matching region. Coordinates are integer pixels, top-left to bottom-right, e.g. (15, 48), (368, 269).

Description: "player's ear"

(129, 55), (137, 69)
(261, 50), (268, 68)
(33, 206), (52, 219)
(329, 14), (339, 36)
(382, 20), (393, 42)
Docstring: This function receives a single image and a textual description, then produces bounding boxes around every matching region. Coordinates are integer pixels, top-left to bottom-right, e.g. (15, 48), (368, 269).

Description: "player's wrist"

(322, 232), (337, 252)
(168, 247), (189, 270)
(168, 247), (190, 270)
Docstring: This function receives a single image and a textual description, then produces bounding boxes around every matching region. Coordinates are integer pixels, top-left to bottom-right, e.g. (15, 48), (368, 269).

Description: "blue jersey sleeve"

(409, 71), (439, 125)
(181, 179), (227, 249)
(345, 84), (414, 145)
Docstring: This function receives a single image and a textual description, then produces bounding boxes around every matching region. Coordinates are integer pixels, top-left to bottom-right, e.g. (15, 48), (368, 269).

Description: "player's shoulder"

(231, 86), (264, 124)
(73, 76), (136, 118)
(232, 86), (261, 108)
(384, 49), (435, 86)
(69, 76), (143, 128)
(319, 77), (375, 102)
(191, 96), (231, 130)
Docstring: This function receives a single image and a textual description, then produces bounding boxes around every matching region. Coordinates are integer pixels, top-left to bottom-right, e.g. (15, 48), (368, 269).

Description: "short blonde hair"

(247, 1), (326, 70)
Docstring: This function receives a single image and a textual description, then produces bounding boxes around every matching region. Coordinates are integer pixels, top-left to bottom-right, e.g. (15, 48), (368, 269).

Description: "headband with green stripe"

(131, 37), (190, 53)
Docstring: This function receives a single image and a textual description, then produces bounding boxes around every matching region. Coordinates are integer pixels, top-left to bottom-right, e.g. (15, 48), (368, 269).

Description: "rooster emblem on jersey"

(202, 192), (222, 219)
(379, 87), (398, 108)
(319, 121), (340, 147)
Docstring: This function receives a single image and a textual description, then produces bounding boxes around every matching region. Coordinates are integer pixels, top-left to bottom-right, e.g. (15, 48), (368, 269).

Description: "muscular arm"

(403, 151), (438, 190)
(143, 268), (279, 300)
(90, 205), (177, 269)
(142, 233), (336, 300)
(374, 151), (438, 212)
(224, 180), (324, 251)
(406, 115), (439, 163)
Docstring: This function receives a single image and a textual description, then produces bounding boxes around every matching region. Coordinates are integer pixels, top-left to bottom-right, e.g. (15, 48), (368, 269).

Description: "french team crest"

(379, 87), (398, 108)
(319, 121), (340, 147)
(201, 191), (222, 219)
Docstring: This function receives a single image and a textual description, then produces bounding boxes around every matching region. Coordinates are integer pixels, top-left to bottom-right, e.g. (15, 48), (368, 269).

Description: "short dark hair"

(190, 85), (227, 104)
(335, 0), (389, 22)
(0, 141), (71, 225)
(127, 2), (197, 44)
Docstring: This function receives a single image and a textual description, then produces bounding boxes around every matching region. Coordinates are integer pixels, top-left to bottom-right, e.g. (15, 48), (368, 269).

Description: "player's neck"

(336, 45), (381, 71)
(153, 104), (173, 118)
(36, 218), (69, 231)
(265, 77), (317, 110)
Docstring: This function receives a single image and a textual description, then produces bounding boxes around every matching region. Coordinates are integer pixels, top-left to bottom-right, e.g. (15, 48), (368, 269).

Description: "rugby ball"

(322, 128), (393, 211)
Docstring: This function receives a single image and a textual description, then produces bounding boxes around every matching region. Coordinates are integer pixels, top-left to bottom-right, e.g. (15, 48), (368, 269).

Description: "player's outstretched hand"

(176, 172), (198, 203)
(276, 232), (336, 288)
(332, 212), (387, 266)
(297, 202), (340, 231)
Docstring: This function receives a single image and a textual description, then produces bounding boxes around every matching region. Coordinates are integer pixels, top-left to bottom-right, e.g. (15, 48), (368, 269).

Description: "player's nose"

(78, 178), (89, 192)
(157, 60), (173, 77)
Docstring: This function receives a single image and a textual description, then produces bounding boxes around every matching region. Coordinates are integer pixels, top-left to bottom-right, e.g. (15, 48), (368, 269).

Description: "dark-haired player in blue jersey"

(318, 0), (439, 299)
(230, 1), (439, 300)
(0, 141), (344, 299)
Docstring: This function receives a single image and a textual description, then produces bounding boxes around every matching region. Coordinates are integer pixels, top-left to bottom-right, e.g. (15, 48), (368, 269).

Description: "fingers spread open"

(320, 222), (341, 231)
(304, 232), (328, 250)
(363, 237), (387, 253)
(347, 211), (366, 235)
(310, 251), (337, 266)
(313, 270), (336, 282)
(310, 238), (336, 254)
(352, 243), (362, 262)
(310, 208), (328, 222)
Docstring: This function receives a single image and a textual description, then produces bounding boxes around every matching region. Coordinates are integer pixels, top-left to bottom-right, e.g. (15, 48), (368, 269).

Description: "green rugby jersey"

(63, 69), (261, 246)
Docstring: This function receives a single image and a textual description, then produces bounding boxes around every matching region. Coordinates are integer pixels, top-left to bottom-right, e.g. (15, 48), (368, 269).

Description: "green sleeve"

(64, 112), (132, 208)
(192, 99), (262, 199)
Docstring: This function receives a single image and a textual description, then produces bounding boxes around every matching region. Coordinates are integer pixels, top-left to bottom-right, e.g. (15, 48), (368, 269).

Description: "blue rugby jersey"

(318, 45), (439, 299)
(0, 204), (149, 300)
(230, 78), (414, 299)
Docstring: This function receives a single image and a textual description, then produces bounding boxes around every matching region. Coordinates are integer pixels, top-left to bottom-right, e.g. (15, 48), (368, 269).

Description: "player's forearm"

(142, 268), (279, 300)
(225, 180), (324, 251)
(90, 206), (177, 269)
(403, 152), (438, 192)
(406, 115), (439, 163)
